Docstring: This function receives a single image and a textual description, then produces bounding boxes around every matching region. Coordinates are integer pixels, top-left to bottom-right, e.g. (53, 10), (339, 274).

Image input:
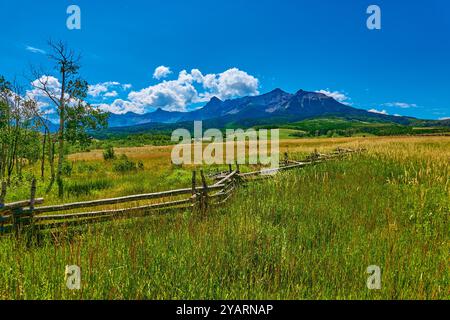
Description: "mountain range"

(106, 88), (416, 130)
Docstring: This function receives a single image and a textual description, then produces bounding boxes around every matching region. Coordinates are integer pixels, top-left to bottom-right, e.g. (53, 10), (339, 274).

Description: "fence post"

(191, 170), (197, 208)
(0, 181), (6, 210)
(13, 209), (21, 237)
(284, 151), (289, 166)
(191, 170), (197, 195)
(228, 164), (232, 173)
(29, 178), (36, 228)
(0, 181), (5, 234)
(310, 148), (319, 163)
(200, 170), (208, 214)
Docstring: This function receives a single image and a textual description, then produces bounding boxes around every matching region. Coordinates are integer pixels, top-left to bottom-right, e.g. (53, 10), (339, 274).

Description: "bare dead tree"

(30, 40), (82, 197)
(30, 40), (107, 197)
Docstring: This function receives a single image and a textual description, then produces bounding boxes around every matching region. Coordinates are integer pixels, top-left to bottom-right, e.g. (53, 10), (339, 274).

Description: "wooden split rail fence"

(0, 148), (362, 235)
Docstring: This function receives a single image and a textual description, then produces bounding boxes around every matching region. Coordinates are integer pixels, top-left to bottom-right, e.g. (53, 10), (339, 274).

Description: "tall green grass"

(0, 150), (447, 299)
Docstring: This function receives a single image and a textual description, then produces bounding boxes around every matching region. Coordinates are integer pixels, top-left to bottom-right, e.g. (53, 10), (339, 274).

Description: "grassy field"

(0, 136), (448, 299)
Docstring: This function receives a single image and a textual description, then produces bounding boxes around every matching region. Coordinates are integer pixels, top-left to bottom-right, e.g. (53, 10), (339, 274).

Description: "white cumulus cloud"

(153, 66), (172, 80)
(95, 99), (145, 114)
(88, 81), (124, 99)
(128, 70), (198, 112)
(38, 67), (259, 114)
(26, 46), (46, 54)
(119, 67), (260, 113)
(196, 67), (260, 101)
(315, 89), (351, 105)
(382, 102), (417, 108)
(104, 91), (118, 98)
(368, 108), (389, 115)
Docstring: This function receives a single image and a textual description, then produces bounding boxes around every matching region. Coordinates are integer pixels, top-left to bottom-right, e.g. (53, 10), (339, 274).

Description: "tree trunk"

(56, 136), (64, 197)
(0, 143), (5, 179)
(56, 72), (66, 198)
(7, 119), (19, 185)
(46, 137), (56, 193)
(41, 128), (47, 179)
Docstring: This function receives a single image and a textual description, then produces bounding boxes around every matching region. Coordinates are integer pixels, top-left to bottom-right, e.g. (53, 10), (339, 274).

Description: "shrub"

(103, 146), (116, 161)
(65, 179), (112, 197)
(77, 162), (101, 174)
(113, 155), (137, 173)
(62, 161), (73, 177)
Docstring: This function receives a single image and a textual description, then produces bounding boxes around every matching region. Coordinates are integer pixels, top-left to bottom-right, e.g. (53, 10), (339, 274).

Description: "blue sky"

(1, 0), (449, 119)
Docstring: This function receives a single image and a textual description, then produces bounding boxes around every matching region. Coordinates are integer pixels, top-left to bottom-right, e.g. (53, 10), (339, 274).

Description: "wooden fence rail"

(0, 148), (363, 236)
(20, 184), (226, 215)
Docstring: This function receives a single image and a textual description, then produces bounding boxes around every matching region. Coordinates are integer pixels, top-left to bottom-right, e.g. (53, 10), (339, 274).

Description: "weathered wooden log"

(0, 198), (44, 212)
(33, 204), (194, 231)
(0, 214), (11, 222)
(23, 185), (224, 215)
(238, 161), (315, 177)
(214, 192), (234, 205)
(213, 170), (237, 187)
(33, 198), (194, 222)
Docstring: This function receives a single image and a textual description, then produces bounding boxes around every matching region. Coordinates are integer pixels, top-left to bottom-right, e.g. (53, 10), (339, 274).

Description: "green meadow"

(0, 136), (448, 299)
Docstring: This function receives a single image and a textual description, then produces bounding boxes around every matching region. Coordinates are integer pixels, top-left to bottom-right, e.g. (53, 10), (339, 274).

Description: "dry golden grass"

(70, 135), (450, 164)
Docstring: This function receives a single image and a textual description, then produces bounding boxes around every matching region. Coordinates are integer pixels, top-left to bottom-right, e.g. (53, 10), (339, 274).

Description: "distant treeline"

(289, 126), (450, 138)
(90, 133), (174, 149)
